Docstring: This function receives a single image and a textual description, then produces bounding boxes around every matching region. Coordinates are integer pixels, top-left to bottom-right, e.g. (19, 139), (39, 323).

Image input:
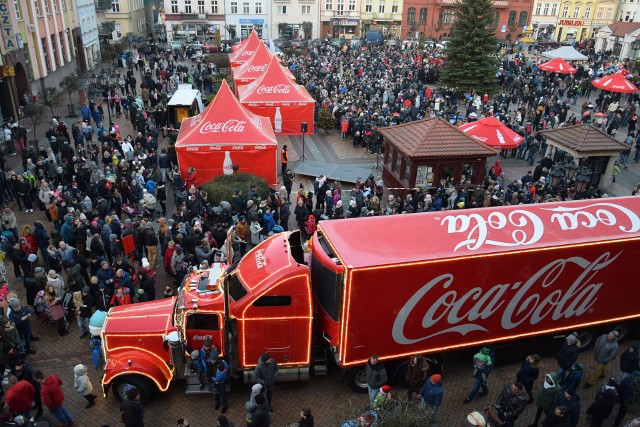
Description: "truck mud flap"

(103, 381), (111, 398)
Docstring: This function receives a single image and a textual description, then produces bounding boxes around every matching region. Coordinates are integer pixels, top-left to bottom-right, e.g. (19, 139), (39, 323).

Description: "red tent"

(232, 41), (295, 94)
(538, 58), (576, 74)
(458, 116), (524, 149)
(175, 80), (277, 187)
(592, 72), (638, 94)
(239, 56), (315, 135)
(229, 30), (262, 68)
(231, 38), (247, 53)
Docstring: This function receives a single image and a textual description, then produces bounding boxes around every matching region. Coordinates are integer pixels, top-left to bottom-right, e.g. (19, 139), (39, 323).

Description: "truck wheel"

(112, 375), (156, 404)
(576, 330), (594, 351)
(346, 367), (368, 393)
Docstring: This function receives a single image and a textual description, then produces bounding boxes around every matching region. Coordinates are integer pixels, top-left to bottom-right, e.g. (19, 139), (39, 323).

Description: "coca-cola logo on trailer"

(192, 335), (213, 341)
(257, 84), (292, 95)
(199, 120), (246, 134)
(247, 64), (268, 73)
(392, 251), (620, 345)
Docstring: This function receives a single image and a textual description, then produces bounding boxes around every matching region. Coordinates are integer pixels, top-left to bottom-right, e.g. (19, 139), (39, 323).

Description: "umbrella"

(458, 116), (524, 149)
(538, 58), (577, 74)
(592, 72), (638, 94)
(594, 112), (607, 117)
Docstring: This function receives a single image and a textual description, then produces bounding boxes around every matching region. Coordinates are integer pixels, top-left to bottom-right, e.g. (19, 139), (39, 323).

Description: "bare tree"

(40, 88), (62, 116)
(23, 102), (47, 148)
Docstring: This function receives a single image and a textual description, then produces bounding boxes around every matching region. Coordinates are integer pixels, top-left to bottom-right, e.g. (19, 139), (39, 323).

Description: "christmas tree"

(317, 107), (335, 133)
(440, 0), (499, 96)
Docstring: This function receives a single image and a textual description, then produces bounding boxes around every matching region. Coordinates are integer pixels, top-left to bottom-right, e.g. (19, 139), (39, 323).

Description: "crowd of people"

(0, 33), (637, 426)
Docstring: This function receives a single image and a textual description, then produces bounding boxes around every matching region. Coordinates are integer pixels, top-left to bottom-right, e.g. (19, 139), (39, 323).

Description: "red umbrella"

(538, 58), (577, 74)
(592, 72), (638, 94)
(458, 116), (524, 149)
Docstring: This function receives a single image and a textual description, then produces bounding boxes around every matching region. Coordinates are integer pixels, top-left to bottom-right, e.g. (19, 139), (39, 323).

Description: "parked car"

(385, 37), (400, 48)
(329, 37), (347, 48)
(170, 40), (185, 50)
(292, 38), (309, 49)
(189, 40), (204, 50)
(203, 40), (218, 53)
(350, 37), (364, 48)
(274, 38), (293, 49)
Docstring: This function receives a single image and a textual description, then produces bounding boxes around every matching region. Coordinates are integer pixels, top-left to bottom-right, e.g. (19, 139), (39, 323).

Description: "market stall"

(175, 80), (278, 187)
(229, 30), (262, 68)
(238, 56), (315, 135)
(232, 41), (296, 95)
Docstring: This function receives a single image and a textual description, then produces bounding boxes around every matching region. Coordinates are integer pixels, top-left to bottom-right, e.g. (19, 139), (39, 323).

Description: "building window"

(403, 160), (411, 182)
(325, 0), (332, 10)
(493, 11), (500, 25)
(184, 0), (191, 12)
(171, 0), (178, 13)
(277, 4), (287, 13)
(13, 0), (21, 19)
(51, 35), (59, 68)
(230, 1), (237, 12)
(198, 0), (205, 13)
(34, 0), (41, 15)
(419, 7), (427, 22)
(519, 11), (527, 25)
(392, 1), (398, 13)
(242, 1), (248, 13)
(551, 4), (557, 15)
(44, 0), (50, 14)
(392, 150), (398, 173)
(508, 10), (516, 25)
(443, 8), (451, 23)
(584, 6), (591, 18)
(111, 0), (119, 12)
(255, 2), (261, 13)
(605, 8), (611, 19)
(407, 7), (415, 22)
(378, 0), (385, 13)
(41, 37), (50, 72)
(562, 5), (569, 17)
(535, 3), (541, 14)
(572, 5), (580, 18)
(302, 5), (310, 13)
(337, 0), (343, 14)
(365, 0), (372, 12)
(53, 0), (57, 12)
(62, 0), (66, 10)
(348, 0), (355, 11)
(211, 0), (218, 13)
(59, 31), (66, 62)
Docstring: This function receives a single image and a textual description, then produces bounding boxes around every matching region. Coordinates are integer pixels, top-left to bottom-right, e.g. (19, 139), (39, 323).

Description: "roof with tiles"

(540, 123), (629, 153)
(378, 117), (498, 158)
(606, 21), (640, 37)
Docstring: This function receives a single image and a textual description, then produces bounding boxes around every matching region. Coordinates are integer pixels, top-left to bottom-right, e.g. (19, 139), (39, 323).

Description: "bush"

(201, 173), (271, 207)
(331, 398), (440, 427)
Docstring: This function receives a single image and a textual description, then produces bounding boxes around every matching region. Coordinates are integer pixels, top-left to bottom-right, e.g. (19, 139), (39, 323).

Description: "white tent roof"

(541, 46), (588, 61)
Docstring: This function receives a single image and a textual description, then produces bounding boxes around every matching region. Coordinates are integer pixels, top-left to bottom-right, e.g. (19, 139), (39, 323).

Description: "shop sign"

(0, 0), (16, 51)
(558, 19), (583, 26)
(331, 18), (359, 26)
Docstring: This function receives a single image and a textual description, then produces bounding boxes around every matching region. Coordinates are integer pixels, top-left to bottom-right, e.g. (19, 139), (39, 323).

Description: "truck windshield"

(310, 236), (343, 322)
(228, 273), (248, 302)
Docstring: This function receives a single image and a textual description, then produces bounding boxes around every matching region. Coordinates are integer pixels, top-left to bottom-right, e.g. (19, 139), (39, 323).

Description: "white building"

(270, 0), (321, 39)
(594, 21), (640, 60)
(531, 0), (560, 40)
(223, 0), (270, 39)
(76, 0), (100, 70)
(616, 0), (638, 22)
(162, 0), (225, 40)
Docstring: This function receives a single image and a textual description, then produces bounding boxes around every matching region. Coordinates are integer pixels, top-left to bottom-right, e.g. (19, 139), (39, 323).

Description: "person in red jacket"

(5, 377), (35, 419)
(34, 371), (75, 427)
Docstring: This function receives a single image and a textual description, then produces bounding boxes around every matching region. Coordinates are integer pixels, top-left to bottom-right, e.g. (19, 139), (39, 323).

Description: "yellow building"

(360, 0), (404, 37)
(105, 0), (147, 37)
(555, 0), (617, 41)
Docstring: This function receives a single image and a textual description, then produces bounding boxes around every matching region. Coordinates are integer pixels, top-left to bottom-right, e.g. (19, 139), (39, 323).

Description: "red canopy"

(592, 72), (638, 94)
(232, 41), (295, 93)
(229, 30), (262, 67)
(239, 55), (315, 135)
(538, 58), (576, 74)
(231, 38), (247, 53)
(175, 80), (277, 187)
(458, 116), (524, 149)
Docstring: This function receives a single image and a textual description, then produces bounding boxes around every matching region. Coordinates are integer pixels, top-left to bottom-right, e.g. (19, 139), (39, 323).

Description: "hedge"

(201, 173), (271, 207)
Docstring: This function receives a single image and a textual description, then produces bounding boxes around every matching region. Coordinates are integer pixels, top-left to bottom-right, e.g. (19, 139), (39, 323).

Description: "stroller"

(33, 290), (76, 330)
(122, 203), (143, 218)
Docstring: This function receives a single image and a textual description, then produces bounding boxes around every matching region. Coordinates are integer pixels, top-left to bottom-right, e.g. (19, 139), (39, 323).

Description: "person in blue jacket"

(212, 358), (229, 413)
(419, 374), (443, 409)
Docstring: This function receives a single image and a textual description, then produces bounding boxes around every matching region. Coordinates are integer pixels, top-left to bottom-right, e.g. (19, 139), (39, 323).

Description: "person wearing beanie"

(249, 393), (270, 426)
(245, 384), (263, 424)
(136, 288), (148, 303)
(464, 347), (493, 404)
(555, 333), (580, 383)
(365, 354), (388, 407)
(254, 352), (278, 414)
(516, 354), (541, 404)
(76, 286), (94, 338)
(585, 331), (620, 388)
(373, 384), (391, 410)
(419, 374), (444, 409)
(554, 388), (581, 427)
(8, 298), (38, 354)
(530, 372), (562, 427)
(213, 358), (230, 413)
(619, 343), (640, 382)
(614, 371), (640, 426)
(73, 364), (97, 408)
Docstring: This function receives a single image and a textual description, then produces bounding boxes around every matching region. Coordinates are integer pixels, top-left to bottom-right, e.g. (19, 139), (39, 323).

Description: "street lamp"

(575, 165), (592, 194)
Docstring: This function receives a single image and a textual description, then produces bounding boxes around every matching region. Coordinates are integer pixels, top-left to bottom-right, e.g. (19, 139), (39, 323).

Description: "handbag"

(50, 302), (65, 320)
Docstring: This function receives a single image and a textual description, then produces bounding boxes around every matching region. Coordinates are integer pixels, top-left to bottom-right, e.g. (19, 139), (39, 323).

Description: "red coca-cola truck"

(101, 197), (640, 401)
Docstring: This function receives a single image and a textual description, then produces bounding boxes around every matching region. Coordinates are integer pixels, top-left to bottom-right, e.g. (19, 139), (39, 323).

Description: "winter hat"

(254, 394), (265, 405)
(82, 286), (91, 294)
(27, 254), (37, 263)
(190, 350), (200, 359)
(261, 352), (270, 363)
(430, 374), (442, 384)
(566, 333), (577, 344)
(73, 364), (88, 375)
(34, 267), (44, 275)
(251, 384), (263, 394)
(204, 338), (212, 348)
(380, 385), (391, 394)
(136, 289), (144, 296)
(142, 258), (150, 268)
(8, 298), (20, 309)
(609, 331), (619, 339)
(98, 283), (105, 290)
(37, 290), (45, 297)
(247, 200), (254, 208)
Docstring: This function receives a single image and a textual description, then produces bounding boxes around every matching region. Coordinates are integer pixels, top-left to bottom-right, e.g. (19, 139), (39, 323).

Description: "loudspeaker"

(301, 122), (308, 133)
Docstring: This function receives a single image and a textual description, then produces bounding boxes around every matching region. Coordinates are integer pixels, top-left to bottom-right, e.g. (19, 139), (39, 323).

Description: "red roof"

(606, 21), (640, 37)
(232, 41), (296, 83)
(229, 30), (262, 66)
(318, 196), (640, 268)
(238, 56), (314, 105)
(174, 80), (276, 146)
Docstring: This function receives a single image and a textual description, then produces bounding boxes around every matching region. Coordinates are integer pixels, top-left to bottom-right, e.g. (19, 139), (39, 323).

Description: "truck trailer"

(101, 196), (640, 401)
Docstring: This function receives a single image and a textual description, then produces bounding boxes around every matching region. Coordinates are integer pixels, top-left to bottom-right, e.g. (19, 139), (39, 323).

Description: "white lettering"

(199, 120), (246, 134)
(209, 145), (222, 151)
(256, 84), (292, 95)
(185, 146), (200, 152)
(247, 64), (269, 73)
(391, 252), (620, 345)
(241, 49), (255, 57)
(255, 249), (267, 269)
(545, 203), (640, 233)
(254, 145), (267, 150)
(192, 335), (213, 340)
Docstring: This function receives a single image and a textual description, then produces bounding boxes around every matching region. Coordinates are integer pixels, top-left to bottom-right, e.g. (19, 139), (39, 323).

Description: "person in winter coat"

(73, 364), (97, 408)
(554, 388), (581, 427)
(614, 371), (640, 427)
(137, 271), (156, 301)
(294, 199), (308, 231)
(247, 393), (270, 427)
(254, 352), (278, 414)
(619, 343), (640, 382)
(373, 385), (391, 410)
(586, 378), (618, 427)
(5, 378), (35, 419)
(585, 331), (619, 387)
(35, 370), (74, 426)
(1, 207), (18, 238)
(365, 354), (388, 406)
(245, 383), (263, 424)
(33, 221), (50, 265)
(405, 354), (428, 401)
(556, 333), (580, 383)
(530, 372), (562, 427)
(419, 374), (444, 409)
(110, 286), (131, 306)
(493, 382), (528, 426)
(562, 362), (584, 392)
(19, 225), (37, 255)
(46, 269), (65, 296)
(464, 346), (493, 403)
(60, 215), (74, 245)
(542, 406), (572, 427)
(95, 283), (112, 311)
(516, 354), (541, 403)
(296, 408), (314, 427)
(121, 386), (145, 427)
(213, 359), (229, 413)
